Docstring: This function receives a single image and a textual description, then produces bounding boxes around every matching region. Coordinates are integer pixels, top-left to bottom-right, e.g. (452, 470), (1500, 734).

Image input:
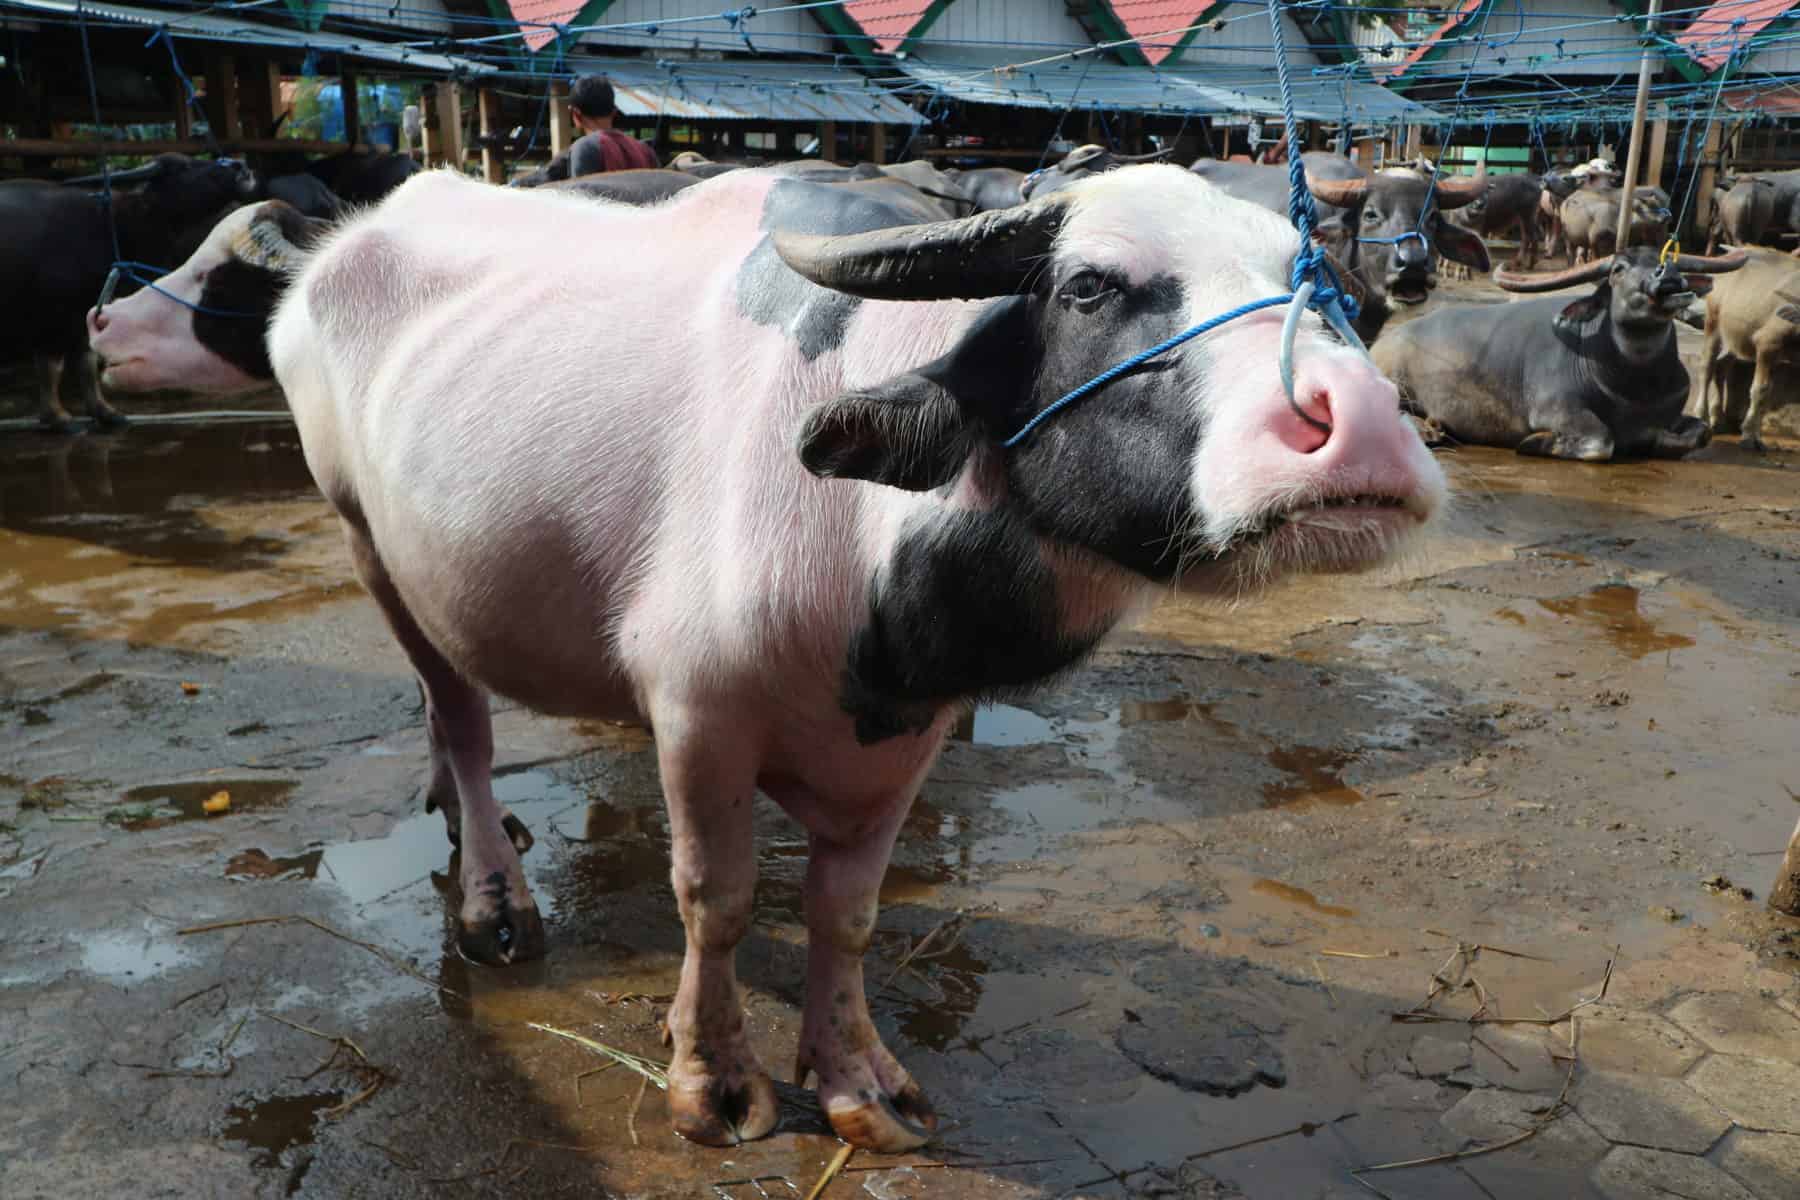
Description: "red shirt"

(570, 129), (659, 175)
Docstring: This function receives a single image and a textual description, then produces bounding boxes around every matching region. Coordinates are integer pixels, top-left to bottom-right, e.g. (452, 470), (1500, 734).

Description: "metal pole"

(1616, 0), (1664, 250)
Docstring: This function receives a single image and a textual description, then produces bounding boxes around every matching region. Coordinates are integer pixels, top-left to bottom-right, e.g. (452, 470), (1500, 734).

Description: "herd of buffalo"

(4, 140), (1797, 455)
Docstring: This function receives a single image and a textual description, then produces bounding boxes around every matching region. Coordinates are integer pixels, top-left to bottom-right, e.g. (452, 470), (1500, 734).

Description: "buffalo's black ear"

(1434, 218), (1490, 271)
(1684, 275), (1716, 297)
(1556, 288), (1608, 331)
(797, 296), (1034, 490)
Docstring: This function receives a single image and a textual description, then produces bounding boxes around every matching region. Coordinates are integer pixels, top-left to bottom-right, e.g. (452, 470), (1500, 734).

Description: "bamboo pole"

(1615, 0), (1663, 251)
(549, 81), (573, 158)
(478, 87), (503, 183)
(1645, 105), (1670, 188)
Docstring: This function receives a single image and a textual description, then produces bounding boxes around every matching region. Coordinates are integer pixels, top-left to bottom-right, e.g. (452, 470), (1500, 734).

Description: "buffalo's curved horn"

(1305, 172), (1368, 208)
(1116, 146), (1176, 163)
(1493, 256), (1614, 293)
(1671, 250), (1749, 274)
(230, 201), (327, 273)
(1433, 163), (1487, 209)
(1059, 144), (1107, 172)
(774, 199), (1067, 301)
(65, 159), (167, 187)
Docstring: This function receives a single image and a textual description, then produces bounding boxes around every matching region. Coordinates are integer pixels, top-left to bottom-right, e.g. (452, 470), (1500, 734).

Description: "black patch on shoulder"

(843, 506), (1097, 743)
(736, 178), (944, 360)
(193, 258), (285, 380)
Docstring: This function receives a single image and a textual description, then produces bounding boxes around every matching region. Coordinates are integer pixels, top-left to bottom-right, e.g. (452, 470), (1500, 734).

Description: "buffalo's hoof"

(669, 1069), (778, 1146)
(91, 408), (130, 430)
(457, 898), (545, 966)
(825, 1082), (938, 1152)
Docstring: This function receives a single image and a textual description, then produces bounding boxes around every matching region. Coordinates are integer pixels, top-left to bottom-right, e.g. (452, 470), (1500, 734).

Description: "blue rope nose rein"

(1002, 0), (1367, 449)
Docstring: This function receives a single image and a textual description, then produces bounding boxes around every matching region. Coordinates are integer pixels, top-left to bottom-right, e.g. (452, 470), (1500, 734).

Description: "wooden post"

(339, 64), (360, 147)
(1771, 815), (1800, 916)
(1615, 0), (1662, 250)
(549, 81), (573, 158)
(239, 57), (275, 140)
(419, 85), (437, 167)
(870, 122), (887, 164)
(1646, 105), (1670, 189)
(205, 53), (241, 143)
(173, 78), (192, 141)
(478, 87), (503, 183)
(819, 119), (836, 162)
(1404, 124), (1421, 161)
(435, 81), (464, 171)
(1694, 117), (1724, 240)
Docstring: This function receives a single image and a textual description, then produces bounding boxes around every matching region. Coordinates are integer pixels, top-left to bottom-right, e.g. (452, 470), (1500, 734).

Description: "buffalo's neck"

(839, 503), (1133, 745)
(1604, 315), (1676, 370)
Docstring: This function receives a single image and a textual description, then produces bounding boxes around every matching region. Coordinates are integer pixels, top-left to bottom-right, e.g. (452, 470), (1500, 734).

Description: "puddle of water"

(1251, 878), (1356, 919)
(1537, 585), (1696, 659)
(221, 1090), (344, 1182)
(968, 704), (1060, 746)
(976, 781), (1190, 863)
(79, 928), (198, 981)
(226, 848), (324, 881)
(890, 938), (990, 1051)
(113, 779), (297, 831)
(1261, 747), (1364, 809)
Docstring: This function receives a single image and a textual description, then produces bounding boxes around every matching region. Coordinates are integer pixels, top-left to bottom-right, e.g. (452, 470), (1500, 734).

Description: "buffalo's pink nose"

(87, 306), (108, 337)
(1271, 387), (1333, 455)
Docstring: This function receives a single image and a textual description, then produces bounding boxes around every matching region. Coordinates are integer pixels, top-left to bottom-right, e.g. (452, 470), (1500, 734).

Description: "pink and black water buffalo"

(87, 164), (1447, 1152)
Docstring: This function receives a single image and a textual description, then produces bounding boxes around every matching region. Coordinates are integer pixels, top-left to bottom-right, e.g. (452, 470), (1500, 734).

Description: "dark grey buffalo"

(1456, 173), (1544, 269)
(303, 149), (420, 205)
(1373, 247), (1747, 461)
(0, 153), (256, 431)
(543, 169), (701, 206)
(1708, 177), (1779, 253)
(1191, 152), (1488, 343)
(1019, 143), (1175, 200)
(1559, 186), (1671, 264)
(261, 172), (344, 220)
(942, 166), (1027, 211)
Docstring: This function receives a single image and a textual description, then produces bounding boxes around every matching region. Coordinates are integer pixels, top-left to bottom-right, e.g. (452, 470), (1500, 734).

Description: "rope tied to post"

(1001, 0), (1367, 449)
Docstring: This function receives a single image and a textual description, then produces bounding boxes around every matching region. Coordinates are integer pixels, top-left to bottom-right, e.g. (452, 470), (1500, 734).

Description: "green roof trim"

(1073, 1), (1151, 67)
(897, 0), (960, 55)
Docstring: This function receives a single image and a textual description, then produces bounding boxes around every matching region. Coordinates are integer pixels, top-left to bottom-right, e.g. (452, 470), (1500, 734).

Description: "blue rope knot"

(97, 261), (260, 320)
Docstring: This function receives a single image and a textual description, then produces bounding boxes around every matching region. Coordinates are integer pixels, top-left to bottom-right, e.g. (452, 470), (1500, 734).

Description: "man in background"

(569, 77), (658, 175)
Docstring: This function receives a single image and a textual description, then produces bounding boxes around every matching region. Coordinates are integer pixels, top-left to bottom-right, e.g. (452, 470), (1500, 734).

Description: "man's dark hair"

(569, 76), (616, 119)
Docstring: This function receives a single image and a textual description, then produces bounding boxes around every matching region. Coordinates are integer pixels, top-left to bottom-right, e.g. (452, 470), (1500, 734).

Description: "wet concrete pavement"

(2, 373), (1799, 1198)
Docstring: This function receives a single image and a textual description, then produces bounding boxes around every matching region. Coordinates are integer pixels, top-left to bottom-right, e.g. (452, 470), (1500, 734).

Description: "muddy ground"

(2, 286), (1799, 1199)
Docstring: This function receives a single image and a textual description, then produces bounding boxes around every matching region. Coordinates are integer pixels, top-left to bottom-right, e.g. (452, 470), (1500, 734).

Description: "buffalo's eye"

(194, 268), (210, 285)
(1362, 207), (1382, 224)
(1060, 270), (1117, 311)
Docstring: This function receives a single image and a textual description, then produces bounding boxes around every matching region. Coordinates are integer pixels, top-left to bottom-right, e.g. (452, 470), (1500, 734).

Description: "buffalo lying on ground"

(1375, 247), (1746, 461)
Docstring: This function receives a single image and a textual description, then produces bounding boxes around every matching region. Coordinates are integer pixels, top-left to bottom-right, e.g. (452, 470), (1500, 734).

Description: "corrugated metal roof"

(894, 48), (1438, 122)
(571, 57), (925, 123)
(1676, 0), (1785, 71)
(0, 0), (493, 75)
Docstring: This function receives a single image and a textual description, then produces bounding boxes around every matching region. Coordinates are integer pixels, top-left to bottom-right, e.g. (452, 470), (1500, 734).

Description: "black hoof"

(502, 813), (534, 854)
(458, 902), (546, 966)
(91, 408), (130, 430)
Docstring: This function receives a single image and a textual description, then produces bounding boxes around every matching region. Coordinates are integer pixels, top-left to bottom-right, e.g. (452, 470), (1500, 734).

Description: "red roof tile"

(840, 0), (937, 53)
(1676, 0), (1787, 71)
(1381, 0), (1484, 80)
(506, 0), (585, 52)
(1105, 1), (1222, 65)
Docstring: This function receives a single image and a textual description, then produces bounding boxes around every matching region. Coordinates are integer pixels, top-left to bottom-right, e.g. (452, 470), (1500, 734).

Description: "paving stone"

(1440, 1088), (1609, 1167)
(1364, 1071), (1457, 1113)
(1591, 1146), (1759, 1200)
(1669, 993), (1800, 1063)
(1407, 1033), (1471, 1079)
(1579, 1008), (1708, 1078)
(1465, 1026), (1570, 1092)
(1575, 1069), (1731, 1153)
(1688, 1055), (1800, 1134)
(1715, 1128), (1800, 1200)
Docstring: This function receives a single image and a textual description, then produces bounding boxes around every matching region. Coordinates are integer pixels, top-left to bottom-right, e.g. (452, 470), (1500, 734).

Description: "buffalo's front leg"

(660, 733), (777, 1145)
(795, 798), (937, 1151)
(345, 524), (544, 965)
